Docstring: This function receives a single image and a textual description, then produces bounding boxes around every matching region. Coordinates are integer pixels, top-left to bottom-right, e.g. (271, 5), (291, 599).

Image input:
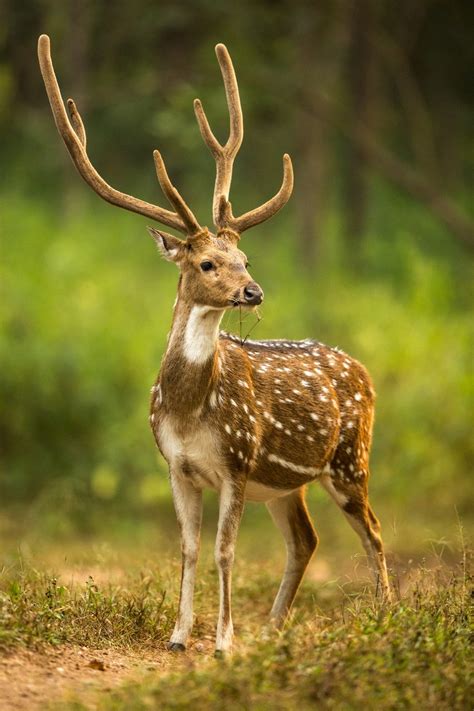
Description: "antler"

(194, 44), (294, 234)
(193, 44), (243, 228)
(37, 34), (201, 236)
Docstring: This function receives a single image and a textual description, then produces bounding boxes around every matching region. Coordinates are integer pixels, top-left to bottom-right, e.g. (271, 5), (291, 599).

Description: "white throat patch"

(183, 305), (224, 364)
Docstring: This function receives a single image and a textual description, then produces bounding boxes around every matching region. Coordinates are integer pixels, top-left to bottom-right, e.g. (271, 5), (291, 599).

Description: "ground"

(0, 514), (472, 710)
(0, 645), (172, 709)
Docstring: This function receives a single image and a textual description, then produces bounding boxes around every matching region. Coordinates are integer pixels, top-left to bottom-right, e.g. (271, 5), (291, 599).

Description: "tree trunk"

(294, 104), (328, 268)
(292, 2), (336, 269)
(345, 0), (373, 248)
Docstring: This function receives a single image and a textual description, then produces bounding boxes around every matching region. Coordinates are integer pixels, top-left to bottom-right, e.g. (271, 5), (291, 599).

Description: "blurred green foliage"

(0, 1), (472, 542)
(1, 189), (471, 535)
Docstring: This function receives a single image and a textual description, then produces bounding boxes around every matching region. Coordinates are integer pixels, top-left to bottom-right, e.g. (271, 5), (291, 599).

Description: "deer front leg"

(214, 478), (246, 656)
(168, 472), (203, 651)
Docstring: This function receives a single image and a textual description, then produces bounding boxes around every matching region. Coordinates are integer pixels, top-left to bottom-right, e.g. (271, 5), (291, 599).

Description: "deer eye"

(200, 261), (214, 272)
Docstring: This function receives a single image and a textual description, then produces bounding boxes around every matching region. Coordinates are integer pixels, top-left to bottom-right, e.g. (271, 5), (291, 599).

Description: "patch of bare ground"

(0, 641), (216, 710)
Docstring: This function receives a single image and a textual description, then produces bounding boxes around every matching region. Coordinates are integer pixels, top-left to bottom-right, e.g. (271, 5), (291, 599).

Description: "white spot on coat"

(267, 453), (321, 477)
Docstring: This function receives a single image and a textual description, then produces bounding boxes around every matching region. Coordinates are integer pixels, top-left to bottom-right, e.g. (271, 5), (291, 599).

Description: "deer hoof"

(167, 642), (186, 653)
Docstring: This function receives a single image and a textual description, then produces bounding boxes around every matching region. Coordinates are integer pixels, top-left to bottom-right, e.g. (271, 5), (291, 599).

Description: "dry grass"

(0, 543), (472, 710)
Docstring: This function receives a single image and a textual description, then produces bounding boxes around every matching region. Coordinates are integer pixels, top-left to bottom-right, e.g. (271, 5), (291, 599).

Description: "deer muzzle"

(243, 282), (264, 306)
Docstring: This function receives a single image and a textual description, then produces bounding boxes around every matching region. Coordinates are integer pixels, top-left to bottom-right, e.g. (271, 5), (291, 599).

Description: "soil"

(0, 640), (216, 710)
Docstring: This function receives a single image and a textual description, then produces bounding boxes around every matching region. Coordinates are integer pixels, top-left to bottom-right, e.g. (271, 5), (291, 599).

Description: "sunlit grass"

(92, 569), (471, 711)
(0, 545), (471, 710)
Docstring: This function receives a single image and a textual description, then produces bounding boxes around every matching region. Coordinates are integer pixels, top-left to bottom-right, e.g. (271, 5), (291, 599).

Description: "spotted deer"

(38, 34), (391, 655)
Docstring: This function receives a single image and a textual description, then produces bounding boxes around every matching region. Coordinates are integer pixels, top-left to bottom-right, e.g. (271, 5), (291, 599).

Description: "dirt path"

(0, 641), (215, 710)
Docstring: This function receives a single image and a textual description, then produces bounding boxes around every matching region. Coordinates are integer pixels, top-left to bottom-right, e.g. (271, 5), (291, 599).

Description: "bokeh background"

(1, 0), (472, 570)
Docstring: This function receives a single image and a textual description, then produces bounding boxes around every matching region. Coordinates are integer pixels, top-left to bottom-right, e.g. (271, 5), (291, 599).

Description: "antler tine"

(67, 99), (87, 148)
(194, 43), (243, 227)
(38, 34), (198, 236)
(229, 154), (294, 233)
(215, 43), (243, 155)
(195, 43), (293, 234)
(153, 151), (201, 235)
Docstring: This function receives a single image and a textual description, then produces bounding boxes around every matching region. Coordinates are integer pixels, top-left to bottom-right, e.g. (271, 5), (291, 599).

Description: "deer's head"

(38, 38), (293, 313)
(148, 227), (262, 310)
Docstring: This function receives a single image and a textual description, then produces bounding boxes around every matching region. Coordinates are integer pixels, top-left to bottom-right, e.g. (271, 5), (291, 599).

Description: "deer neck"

(159, 290), (224, 418)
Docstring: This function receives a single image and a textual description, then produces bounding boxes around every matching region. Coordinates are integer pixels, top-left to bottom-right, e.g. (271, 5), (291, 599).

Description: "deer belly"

(245, 480), (295, 502)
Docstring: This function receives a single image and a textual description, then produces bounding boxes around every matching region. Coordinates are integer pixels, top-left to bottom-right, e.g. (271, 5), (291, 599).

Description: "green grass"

(0, 570), (174, 651)
(0, 544), (472, 710)
(89, 571), (472, 710)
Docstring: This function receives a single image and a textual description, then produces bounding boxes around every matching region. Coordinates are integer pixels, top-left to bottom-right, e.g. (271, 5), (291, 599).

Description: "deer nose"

(243, 282), (264, 305)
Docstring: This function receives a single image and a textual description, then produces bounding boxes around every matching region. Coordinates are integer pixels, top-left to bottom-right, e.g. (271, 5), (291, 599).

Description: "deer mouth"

(228, 283), (264, 308)
(228, 298), (255, 309)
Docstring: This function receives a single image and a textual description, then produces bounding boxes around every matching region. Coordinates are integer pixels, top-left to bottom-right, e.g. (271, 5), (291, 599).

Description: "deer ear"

(147, 227), (184, 262)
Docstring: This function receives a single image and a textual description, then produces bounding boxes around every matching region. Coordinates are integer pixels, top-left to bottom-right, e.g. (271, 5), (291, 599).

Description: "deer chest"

(154, 414), (226, 491)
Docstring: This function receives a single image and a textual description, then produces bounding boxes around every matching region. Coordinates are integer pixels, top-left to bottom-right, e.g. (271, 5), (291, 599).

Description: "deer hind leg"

(168, 472), (203, 651)
(214, 478), (246, 656)
(321, 474), (391, 600)
(266, 487), (318, 628)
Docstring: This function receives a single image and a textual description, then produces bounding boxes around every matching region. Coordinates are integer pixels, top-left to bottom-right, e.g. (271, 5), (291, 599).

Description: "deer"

(38, 34), (391, 656)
